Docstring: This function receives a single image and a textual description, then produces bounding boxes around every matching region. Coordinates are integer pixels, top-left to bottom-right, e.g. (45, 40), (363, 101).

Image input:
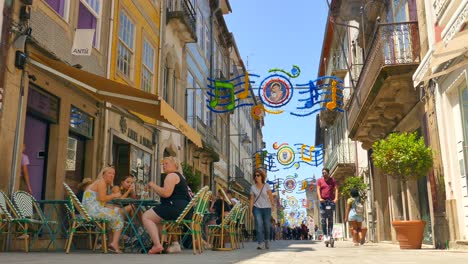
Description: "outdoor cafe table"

(36, 199), (70, 251)
(110, 198), (159, 253)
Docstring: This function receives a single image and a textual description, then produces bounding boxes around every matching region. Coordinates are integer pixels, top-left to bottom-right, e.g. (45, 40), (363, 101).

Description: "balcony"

(166, 0), (197, 43)
(347, 22), (421, 149)
(330, 49), (349, 79)
(329, 0), (363, 21)
(324, 142), (356, 182)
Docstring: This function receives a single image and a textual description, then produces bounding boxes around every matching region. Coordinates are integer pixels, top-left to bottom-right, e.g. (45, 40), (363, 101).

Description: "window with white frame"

(45, 0), (70, 20)
(77, 0), (101, 48)
(203, 93), (210, 126)
(163, 65), (169, 102)
(195, 82), (203, 122)
(171, 71), (177, 109)
(117, 11), (135, 79)
(204, 23), (210, 59)
(197, 8), (204, 52)
(213, 40), (218, 75)
(186, 72), (195, 126)
(141, 39), (155, 93)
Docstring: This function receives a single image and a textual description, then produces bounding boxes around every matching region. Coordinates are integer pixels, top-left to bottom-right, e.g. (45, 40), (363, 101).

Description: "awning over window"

(29, 52), (203, 148)
(430, 30), (468, 69)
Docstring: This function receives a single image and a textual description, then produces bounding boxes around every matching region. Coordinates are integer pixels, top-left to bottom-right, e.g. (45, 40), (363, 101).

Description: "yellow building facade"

(103, 0), (162, 185)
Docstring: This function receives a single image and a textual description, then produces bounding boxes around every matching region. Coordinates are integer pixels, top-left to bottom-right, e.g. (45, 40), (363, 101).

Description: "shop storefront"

(107, 110), (156, 195)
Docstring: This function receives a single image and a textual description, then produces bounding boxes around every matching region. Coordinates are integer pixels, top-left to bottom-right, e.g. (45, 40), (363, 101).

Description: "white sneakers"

(257, 241), (271, 250)
(257, 242), (265, 250)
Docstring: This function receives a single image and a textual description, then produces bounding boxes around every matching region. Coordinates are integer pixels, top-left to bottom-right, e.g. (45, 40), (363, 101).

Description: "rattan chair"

(63, 183), (108, 254)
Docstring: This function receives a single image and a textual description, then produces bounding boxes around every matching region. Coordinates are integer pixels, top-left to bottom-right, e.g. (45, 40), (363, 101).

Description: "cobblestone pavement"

(1, 240), (467, 264)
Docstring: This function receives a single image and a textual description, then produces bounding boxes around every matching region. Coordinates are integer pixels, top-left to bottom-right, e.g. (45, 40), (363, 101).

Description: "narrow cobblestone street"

(1, 240), (467, 264)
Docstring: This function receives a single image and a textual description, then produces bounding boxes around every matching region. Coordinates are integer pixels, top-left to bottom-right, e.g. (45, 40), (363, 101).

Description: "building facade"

(413, 0), (468, 247)
(324, 0), (437, 246)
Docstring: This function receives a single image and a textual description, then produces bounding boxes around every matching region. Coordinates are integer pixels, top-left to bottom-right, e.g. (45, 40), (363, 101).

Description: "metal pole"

(9, 59), (26, 196)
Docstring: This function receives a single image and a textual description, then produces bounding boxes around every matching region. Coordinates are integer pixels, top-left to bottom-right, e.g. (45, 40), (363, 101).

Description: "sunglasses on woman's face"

(255, 174), (261, 177)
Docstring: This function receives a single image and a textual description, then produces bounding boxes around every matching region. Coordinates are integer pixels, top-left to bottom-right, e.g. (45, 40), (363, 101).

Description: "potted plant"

(340, 176), (368, 244)
(372, 132), (433, 249)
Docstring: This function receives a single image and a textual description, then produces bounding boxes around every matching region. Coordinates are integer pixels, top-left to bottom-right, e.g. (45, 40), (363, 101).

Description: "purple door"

(24, 114), (48, 200)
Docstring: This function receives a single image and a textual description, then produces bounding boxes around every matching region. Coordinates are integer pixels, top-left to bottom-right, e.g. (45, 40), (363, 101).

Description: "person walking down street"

(316, 168), (338, 242)
(143, 156), (191, 254)
(344, 188), (365, 246)
(249, 169), (275, 250)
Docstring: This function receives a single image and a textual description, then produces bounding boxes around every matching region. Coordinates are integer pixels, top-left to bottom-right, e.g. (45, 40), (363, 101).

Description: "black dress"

(153, 172), (192, 220)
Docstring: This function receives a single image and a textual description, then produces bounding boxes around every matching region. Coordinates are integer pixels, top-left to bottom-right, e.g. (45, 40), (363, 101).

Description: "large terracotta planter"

(392, 220), (426, 249)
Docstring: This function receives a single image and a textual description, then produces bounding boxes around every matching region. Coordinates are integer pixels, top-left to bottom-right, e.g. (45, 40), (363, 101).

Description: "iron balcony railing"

(348, 21), (420, 130)
(166, 0), (197, 40)
(235, 165), (244, 179)
(324, 142), (356, 172)
(330, 49), (348, 72)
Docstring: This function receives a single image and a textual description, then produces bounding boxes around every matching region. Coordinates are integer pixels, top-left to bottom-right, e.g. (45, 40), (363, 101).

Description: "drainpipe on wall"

(9, 59), (27, 197)
(156, 0), (165, 177)
(9, 2), (31, 196)
(210, 0), (222, 192)
(102, 0), (115, 167)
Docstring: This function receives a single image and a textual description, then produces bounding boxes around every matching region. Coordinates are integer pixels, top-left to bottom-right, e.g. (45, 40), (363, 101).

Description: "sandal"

(148, 245), (164, 254)
(108, 244), (122, 254)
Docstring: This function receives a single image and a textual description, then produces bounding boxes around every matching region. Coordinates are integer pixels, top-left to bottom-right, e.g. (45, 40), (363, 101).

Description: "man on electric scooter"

(317, 168), (338, 245)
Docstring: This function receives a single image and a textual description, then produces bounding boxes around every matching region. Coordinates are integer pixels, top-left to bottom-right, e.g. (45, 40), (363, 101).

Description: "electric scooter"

(322, 200), (335, 248)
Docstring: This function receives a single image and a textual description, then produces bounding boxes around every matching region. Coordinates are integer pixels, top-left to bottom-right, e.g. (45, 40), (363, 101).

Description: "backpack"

(354, 198), (364, 216)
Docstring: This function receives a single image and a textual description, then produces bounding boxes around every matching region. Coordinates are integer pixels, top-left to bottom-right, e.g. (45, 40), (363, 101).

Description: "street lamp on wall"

(229, 133), (252, 145)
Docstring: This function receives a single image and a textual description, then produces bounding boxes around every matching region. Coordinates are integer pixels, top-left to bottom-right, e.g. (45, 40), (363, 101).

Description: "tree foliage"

(372, 132), (433, 182)
(182, 162), (201, 193)
(340, 176), (367, 199)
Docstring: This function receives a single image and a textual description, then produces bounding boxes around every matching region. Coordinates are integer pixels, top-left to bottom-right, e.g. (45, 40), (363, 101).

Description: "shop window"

(65, 134), (86, 193)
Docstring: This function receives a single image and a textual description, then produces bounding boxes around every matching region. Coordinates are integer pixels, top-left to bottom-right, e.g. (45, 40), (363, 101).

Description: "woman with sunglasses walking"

(249, 169), (275, 249)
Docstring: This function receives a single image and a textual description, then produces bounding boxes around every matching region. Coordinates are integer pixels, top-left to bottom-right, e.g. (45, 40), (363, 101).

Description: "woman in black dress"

(142, 156), (191, 254)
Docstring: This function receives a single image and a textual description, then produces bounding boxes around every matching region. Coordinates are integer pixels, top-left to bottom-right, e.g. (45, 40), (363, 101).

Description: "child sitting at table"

(111, 175), (139, 219)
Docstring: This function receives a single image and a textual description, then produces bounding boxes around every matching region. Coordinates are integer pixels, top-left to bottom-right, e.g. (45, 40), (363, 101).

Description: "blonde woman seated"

(82, 167), (124, 253)
(142, 156), (192, 254)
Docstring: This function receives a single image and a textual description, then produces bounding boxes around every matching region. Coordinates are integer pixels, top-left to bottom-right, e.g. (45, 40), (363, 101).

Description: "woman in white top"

(249, 169), (275, 250)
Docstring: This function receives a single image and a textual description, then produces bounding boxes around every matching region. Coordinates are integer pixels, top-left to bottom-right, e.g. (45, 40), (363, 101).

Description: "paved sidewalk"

(1, 240), (467, 264)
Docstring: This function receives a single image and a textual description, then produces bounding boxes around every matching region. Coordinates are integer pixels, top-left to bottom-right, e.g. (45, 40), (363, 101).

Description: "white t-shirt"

(250, 183), (272, 208)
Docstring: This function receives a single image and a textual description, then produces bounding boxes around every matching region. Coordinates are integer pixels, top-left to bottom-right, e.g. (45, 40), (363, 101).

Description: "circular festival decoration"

(258, 74), (294, 108)
(283, 178), (296, 193)
(277, 145), (295, 166)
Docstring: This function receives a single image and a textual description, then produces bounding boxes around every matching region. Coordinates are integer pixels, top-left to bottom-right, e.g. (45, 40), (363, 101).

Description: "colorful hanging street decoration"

(281, 173), (299, 194)
(286, 195), (299, 209)
(273, 142), (296, 166)
(293, 143), (324, 167)
(291, 76), (345, 117)
(295, 177), (317, 194)
(206, 73), (260, 113)
(205, 64), (344, 117)
(283, 178), (296, 193)
(265, 142), (324, 172)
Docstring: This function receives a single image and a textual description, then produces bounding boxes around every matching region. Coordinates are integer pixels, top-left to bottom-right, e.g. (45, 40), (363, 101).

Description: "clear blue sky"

(225, 0), (329, 223)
